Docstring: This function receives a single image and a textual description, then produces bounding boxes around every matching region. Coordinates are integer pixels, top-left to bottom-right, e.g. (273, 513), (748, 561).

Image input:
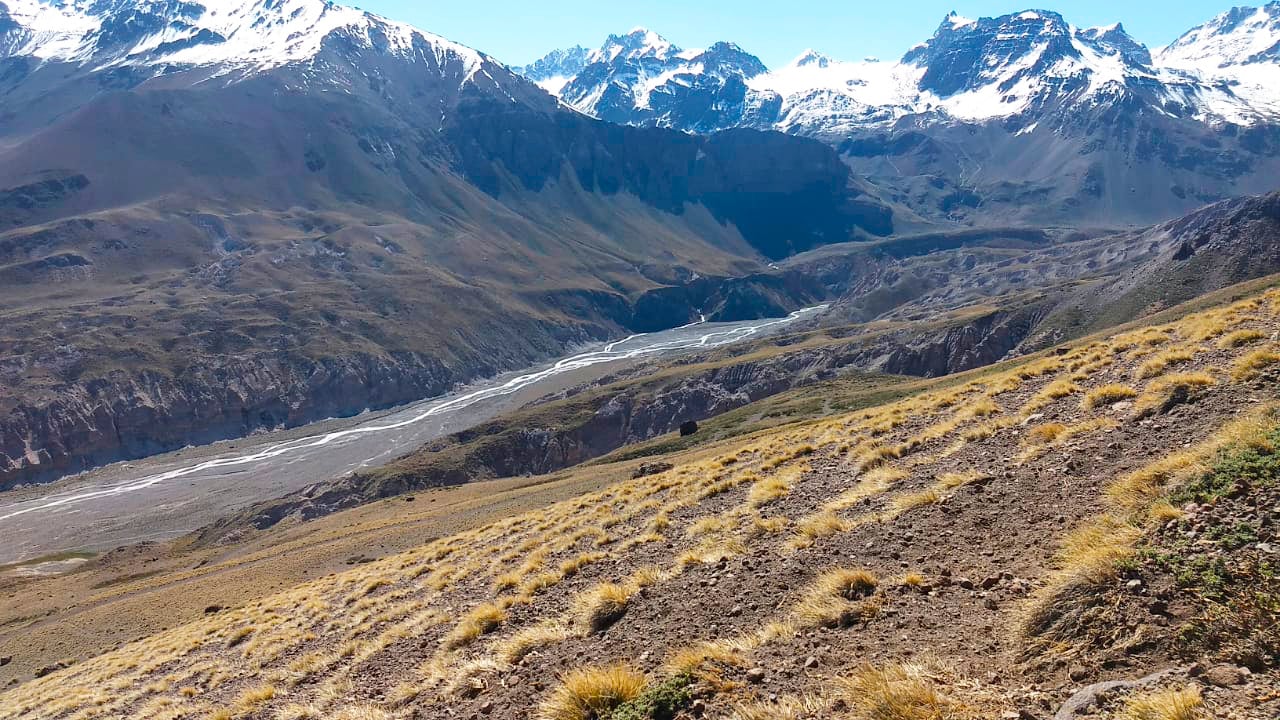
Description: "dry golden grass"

(665, 641), (750, 677)
(857, 444), (902, 472)
(1232, 348), (1280, 381)
(224, 625), (254, 648)
(1218, 329), (1266, 349)
(1023, 408), (1277, 643)
(1106, 412), (1273, 511)
(574, 583), (633, 633)
(1027, 423), (1067, 444)
(825, 466), (908, 512)
(495, 622), (574, 664)
(749, 513), (791, 536)
(747, 474), (793, 507)
(444, 602), (507, 649)
(901, 572), (926, 588)
(891, 487), (943, 512)
(792, 569), (880, 629)
(841, 663), (948, 720)
(787, 512), (851, 549)
(330, 706), (391, 720)
(1055, 516), (1145, 584)
(1147, 500), (1186, 524)
(1017, 357), (1065, 380)
(1083, 384), (1138, 409)
(984, 374), (1022, 396)
(1021, 379), (1080, 414)
(1133, 373), (1216, 417)
(1115, 686), (1203, 720)
(687, 515), (735, 537)
(536, 664), (646, 720)
(1135, 347), (1195, 380)
(729, 694), (830, 720)
(890, 472), (984, 514)
(7, 286), (1279, 720)
(965, 398), (1000, 418)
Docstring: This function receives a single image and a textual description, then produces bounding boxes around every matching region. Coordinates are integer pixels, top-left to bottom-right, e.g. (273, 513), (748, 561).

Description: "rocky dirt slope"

(3, 283), (1278, 720)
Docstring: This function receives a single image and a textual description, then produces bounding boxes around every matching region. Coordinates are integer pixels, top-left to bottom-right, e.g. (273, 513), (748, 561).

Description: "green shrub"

(607, 674), (693, 720)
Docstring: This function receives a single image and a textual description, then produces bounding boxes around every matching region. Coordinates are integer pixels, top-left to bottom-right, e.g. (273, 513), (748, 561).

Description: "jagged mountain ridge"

(521, 8), (1280, 225)
(526, 9), (1280, 133)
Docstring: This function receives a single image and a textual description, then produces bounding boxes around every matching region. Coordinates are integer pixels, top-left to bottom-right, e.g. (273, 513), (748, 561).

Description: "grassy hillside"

(3, 285), (1280, 719)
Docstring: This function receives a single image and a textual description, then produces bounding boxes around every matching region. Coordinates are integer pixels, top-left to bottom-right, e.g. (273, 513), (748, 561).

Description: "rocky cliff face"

(0, 351), (463, 489)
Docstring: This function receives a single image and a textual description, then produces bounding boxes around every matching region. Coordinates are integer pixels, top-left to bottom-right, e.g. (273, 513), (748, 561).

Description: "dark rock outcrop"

(0, 352), (457, 489)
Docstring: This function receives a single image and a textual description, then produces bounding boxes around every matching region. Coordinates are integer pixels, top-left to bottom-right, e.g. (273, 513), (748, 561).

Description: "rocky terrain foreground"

(3, 285), (1278, 719)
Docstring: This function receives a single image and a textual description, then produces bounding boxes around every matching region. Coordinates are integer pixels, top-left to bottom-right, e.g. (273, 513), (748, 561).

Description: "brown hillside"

(3, 287), (1279, 720)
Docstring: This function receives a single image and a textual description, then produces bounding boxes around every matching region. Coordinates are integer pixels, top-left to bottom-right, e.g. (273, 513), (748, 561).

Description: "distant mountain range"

(518, 6), (1280, 224)
(521, 9), (1280, 132)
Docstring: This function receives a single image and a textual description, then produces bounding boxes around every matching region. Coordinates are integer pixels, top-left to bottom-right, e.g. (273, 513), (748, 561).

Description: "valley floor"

(3, 286), (1280, 719)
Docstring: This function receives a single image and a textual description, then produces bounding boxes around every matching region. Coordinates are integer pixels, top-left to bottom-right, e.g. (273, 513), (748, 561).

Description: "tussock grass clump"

(664, 641), (750, 677)
(687, 515), (735, 537)
(1027, 423), (1067, 444)
(1133, 373), (1215, 418)
(1232, 348), (1280, 381)
(1017, 357), (1064, 380)
(792, 569), (880, 629)
(891, 487), (942, 512)
(857, 445), (901, 473)
(494, 572), (521, 593)
(536, 665), (646, 720)
(818, 568), (879, 599)
(1023, 411), (1277, 644)
(965, 398), (1000, 418)
(444, 602), (507, 649)
(891, 472), (984, 514)
(1116, 686), (1203, 720)
(1083, 384), (1138, 409)
(787, 512), (851, 549)
(575, 582), (633, 632)
(496, 622), (574, 664)
(826, 466), (907, 512)
(1056, 516), (1145, 585)
(1136, 348), (1195, 380)
(748, 475), (793, 507)
(559, 552), (605, 579)
(1021, 379), (1080, 414)
(225, 626), (254, 648)
(330, 706), (391, 720)
(749, 514), (790, 536)
(233, 684), (277, 712)
(607, 673), (693, 720)
(729, 694), (829, 720)
(840, 663), (948, 720)
(984, 374), (1022, 396)
(1218, 329), (1266, 349)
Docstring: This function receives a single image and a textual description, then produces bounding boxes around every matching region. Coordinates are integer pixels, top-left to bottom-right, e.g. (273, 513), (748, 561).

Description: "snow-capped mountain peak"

(517, 44), (590, 94)
(1158, 1), (1280, 71)
(791, 49), (833, 69)
(0, 0), (485, 78)
(589, 26), (682, 63)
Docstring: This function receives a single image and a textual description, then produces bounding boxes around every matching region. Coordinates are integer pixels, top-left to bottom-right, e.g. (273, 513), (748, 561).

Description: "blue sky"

(357, 1), (1242, 68)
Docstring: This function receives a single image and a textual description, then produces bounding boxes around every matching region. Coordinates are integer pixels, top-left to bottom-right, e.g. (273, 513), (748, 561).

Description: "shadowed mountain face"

(0, 1), (895, 488)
